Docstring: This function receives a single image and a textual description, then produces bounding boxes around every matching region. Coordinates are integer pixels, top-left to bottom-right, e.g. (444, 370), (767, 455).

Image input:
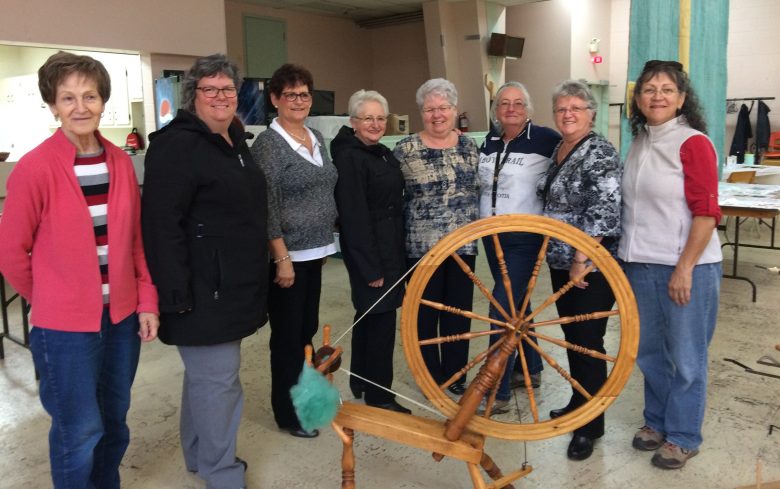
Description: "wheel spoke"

(440, 337), (506, 391)
(529, 309), (620, 329)
(419, 299), (512, 330)
(491, 234), (517, 318)
(527, 330), (616, 362)
(523, 336), (592, 402)
(419, 328), (503, 346)
(523, 263), (595, 324)
(451, 253), (512, 322)
(515, 339), (540, 423)
(517, 236), (550, 324)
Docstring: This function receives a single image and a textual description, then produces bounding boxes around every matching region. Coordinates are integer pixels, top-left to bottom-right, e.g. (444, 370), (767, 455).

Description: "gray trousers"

(178, 340), (245, 489)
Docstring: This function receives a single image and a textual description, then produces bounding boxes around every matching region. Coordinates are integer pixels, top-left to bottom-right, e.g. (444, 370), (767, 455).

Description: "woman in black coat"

(331, 89), (410, 414)
(141, 55), (267, 489)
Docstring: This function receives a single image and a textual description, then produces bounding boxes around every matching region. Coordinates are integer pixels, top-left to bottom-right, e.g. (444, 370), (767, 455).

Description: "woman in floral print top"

(537, 80), (621, 462)
(394, 78), (479, 396)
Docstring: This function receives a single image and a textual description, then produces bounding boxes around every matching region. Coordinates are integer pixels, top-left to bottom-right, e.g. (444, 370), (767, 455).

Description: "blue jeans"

(30, 310), (141, 489)
(625, 262), (721, 451)
(483, 232), (543, 401)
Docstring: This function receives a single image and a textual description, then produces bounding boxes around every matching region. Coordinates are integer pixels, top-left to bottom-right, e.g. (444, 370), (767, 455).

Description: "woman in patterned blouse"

(537, 79), (622, 461)
(393, 78), (480, 397)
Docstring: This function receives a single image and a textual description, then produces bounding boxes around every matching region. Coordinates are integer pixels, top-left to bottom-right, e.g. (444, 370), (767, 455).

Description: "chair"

(764, 131), (780, 163)
(727, 170), (756, 184)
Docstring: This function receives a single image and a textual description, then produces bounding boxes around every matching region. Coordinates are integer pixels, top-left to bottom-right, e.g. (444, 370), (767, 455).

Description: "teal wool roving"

(290, 362), (341, 432)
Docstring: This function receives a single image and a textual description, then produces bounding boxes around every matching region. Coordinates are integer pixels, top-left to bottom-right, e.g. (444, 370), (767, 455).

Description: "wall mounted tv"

(488, 33), (525, 59)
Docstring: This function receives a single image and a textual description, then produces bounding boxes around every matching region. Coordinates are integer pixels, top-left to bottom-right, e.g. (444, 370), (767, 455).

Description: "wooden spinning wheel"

(325, 215), (639, 488)
(401, 214), (639, 441)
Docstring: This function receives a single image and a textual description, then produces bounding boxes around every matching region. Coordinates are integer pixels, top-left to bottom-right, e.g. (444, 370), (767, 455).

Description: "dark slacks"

(268, 258), (323, 431)
(410, 254), (476, 386)
(350, 310), (397, 404)
(550, 268), (615, 439)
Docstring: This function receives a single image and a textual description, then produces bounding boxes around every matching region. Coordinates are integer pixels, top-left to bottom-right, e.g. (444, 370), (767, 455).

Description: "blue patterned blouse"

(394, 133), (480, 258)
(537, 133), (622, 270)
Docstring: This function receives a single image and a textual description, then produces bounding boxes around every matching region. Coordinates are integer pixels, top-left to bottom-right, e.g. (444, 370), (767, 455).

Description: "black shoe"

(549, 406), (573, 419)
(447, 383), (466, 396)
(366, 399), (412, 414)
(287, 428), (319, 438)
(567, 435), (594, 461)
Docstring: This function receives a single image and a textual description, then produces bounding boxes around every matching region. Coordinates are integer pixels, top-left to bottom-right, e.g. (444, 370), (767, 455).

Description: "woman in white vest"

(620, 60), (722, 470)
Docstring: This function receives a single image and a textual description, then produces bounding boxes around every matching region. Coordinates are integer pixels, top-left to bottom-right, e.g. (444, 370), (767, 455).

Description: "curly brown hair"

(267, 64), (314, 98)
(629, 60), (707, 136)
(38, 51), (111, 105)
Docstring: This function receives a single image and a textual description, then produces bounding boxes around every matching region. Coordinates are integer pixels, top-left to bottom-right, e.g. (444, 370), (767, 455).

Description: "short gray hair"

(348, 89), (389, 118)
(181, 54), (241, 113)
(551, 79), (597, 120)
(416, 78), (458, 110)
(490, 81), (534, 133)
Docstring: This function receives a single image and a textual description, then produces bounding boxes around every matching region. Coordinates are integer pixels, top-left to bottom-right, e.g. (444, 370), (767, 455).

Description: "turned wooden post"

(341, 427), (356, 489)
(444, 332), (520, 441)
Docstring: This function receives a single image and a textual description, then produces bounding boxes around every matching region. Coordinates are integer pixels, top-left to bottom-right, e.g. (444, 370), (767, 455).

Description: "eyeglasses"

(422, 105), (453, 115)
(281, 91), (312, 102)
(554, 106), (590, 115)
(196, 86), (238, 98)
(640, 87), (679, 97)
(497, 100), (527, 110)
(352, 116), (387, 124)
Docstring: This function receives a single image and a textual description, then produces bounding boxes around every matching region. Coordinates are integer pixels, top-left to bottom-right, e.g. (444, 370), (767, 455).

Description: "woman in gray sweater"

(250, 64), (338, 438)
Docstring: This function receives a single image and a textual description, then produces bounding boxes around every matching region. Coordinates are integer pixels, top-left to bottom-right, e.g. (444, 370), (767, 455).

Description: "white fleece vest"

(618, 117), (722, 266)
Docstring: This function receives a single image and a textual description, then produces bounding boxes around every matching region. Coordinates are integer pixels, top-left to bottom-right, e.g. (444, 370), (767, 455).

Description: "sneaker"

(509, 371), (541, 389)
(651, 442), (699, 469)
(632, 425), (665, 451)
(446, 383), (466, 397)
(477, 398), (509, 416)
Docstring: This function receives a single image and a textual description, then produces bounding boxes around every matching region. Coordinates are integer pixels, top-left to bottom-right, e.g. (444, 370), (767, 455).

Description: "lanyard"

(541, 132), (594, 205)
(489, 124), (529, 215)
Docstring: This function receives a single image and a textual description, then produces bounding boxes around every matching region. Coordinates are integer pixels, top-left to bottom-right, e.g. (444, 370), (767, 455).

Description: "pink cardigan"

(0, 129), (158, 332)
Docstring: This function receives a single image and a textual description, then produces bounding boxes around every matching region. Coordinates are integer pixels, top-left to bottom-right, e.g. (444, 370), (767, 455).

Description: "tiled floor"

(1, 226), (779, 488)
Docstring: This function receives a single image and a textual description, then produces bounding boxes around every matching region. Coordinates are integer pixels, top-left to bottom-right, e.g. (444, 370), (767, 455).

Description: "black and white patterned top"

(394, 133), (480, 258)
(537, 133), (622, 270)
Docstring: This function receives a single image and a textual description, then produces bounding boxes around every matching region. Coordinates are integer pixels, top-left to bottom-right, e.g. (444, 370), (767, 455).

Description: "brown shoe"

(632, 425), (664, 451)
(651, 442), (699, 469)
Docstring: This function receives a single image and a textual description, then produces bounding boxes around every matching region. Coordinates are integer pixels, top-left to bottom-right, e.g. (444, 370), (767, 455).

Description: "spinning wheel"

(322, 215), (639, 488)
(401, 215), (639, 441)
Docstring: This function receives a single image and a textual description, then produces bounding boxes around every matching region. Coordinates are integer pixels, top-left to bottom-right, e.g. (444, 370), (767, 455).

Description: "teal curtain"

(689, 0), (729, 169)
(620, 0), (679, 160)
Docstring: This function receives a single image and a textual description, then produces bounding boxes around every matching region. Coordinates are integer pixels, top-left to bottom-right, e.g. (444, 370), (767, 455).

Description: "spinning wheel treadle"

(401, 214), (639, 441)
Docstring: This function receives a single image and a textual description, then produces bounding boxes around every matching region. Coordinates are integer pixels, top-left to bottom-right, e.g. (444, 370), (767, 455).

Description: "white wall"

(505, 0), (571, 129)
(2, 0), (225, 56)
(607, 0), (630, 150)
(725, 0), (780, 158)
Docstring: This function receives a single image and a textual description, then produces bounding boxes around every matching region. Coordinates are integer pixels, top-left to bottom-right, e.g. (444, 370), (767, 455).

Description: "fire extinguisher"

(458, 112), (470, 132)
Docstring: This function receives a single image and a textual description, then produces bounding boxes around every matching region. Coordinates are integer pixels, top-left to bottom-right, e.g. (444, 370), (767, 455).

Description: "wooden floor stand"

(333, 402), (531, 489)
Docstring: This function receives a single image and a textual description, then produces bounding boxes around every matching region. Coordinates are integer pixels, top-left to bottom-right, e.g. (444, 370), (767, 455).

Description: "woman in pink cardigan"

(0, 52), (159, 489)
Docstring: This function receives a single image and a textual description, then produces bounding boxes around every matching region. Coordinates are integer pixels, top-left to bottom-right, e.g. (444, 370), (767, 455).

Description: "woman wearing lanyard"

(477, 81), (560, 414)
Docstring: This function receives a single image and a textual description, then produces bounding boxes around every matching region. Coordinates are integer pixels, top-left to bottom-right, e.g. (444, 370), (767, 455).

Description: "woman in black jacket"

(142, 54), (268, 489)
(331, 89), (410, 414)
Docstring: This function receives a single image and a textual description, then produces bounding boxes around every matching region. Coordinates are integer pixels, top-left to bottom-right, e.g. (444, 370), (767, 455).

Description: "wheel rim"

(401, 215), (639, 441)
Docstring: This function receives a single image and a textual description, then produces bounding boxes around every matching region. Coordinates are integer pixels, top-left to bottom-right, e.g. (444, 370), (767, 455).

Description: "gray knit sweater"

(250, 128), (338, 251)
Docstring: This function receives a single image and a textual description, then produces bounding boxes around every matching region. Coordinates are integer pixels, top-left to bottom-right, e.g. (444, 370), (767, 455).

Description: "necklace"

(288, 128), (307, 143)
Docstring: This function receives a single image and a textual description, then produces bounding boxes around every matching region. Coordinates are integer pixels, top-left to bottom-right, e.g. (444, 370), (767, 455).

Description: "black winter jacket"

(331, 125), (405, 314)
(142, 110), (269, 345)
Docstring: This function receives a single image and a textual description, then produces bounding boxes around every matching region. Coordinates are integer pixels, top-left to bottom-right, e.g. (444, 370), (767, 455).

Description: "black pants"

(410, 255), (476, 386)
(350, 310), (397, 404)
(268, 258), (323, 430)
(550, 268), (615, 439)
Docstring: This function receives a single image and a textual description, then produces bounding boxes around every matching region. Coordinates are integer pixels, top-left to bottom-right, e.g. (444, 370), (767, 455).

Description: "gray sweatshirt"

(250, 128), (338, 251)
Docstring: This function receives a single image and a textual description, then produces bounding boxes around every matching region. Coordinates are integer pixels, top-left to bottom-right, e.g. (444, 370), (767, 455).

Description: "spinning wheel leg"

(479, 452), (515, 489)
(339, 426), (355, 489)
